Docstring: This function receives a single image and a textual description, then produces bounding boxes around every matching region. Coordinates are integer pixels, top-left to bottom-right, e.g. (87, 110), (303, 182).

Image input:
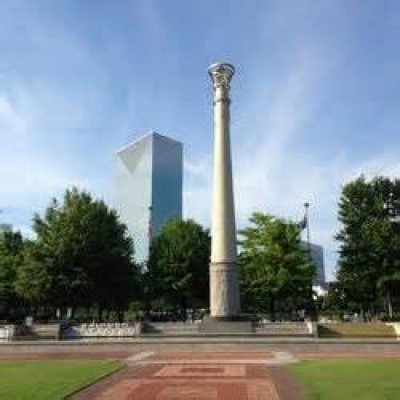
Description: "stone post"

(208, 62), (240, 318)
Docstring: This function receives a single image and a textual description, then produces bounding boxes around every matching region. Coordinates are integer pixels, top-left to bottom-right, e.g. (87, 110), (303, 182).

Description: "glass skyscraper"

(302, 241), (326, 285)
(115, 132), (183, 263)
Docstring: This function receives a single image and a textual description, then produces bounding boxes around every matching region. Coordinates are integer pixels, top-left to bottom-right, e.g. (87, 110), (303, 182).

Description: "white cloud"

(0, 83), (100, 234)
(183, 156), (212, 226)
(0, 96), (25, 133)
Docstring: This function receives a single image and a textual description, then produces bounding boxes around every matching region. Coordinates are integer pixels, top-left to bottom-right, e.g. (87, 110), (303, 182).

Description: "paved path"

(74, 351), (304, 400)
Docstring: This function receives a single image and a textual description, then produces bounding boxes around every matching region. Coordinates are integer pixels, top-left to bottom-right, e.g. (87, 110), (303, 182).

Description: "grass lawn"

(289, 359), (400, 400)
(0, 359), (121, 399)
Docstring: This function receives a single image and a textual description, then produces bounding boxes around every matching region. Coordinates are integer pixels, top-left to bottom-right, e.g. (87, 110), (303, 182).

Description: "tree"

(335, 175), (400, 318)
(377, 273), (400, 319)
(0, 231), (24, 319)
(15, 188), (139, 320)
(239, 212), (314, 320)
(147, 218), (210, 319)
(321, 282), (347, 319)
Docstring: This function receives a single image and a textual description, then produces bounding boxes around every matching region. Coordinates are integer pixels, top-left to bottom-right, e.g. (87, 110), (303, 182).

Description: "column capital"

(208, 63), (235, 101)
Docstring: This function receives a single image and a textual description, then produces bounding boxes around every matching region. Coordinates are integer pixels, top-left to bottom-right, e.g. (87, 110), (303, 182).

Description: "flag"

(298, 214), (307, 231)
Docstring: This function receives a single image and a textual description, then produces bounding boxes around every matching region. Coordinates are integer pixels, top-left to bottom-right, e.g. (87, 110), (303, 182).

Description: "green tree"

(377, 273), (400, 319)
(15, 188), (139, 320)
(321, 282), (347, 319)
(335, 175), (400, 318)
(148, 218), (210, 319)
(0, 231), (24, 319)
(239, 212), (314, 320)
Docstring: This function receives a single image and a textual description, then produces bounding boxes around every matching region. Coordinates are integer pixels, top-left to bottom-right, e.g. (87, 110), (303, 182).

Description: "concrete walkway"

(74, 351), (304, 400)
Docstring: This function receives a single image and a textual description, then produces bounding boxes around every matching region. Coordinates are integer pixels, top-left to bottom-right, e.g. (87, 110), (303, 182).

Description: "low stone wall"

(30, 324), (60, 340)
(62, 322), (142, 338)
(386, 323), (400, 337)
(254, 322), (311, 336)
(199, 319), (253, 334)
(143, 322), (199, 335)
(307, 322), (318, 337)
(318, 322), (396, 338)
(1, 339), (399, 357)
(0, 325), (15, 340)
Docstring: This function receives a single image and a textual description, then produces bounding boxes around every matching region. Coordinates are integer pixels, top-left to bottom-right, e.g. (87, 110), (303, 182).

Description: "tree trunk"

(269, 297), (276, 322)
(370, 302), (376, 319)
(117, 307), (123, 323)
(98, 304), (103, 322)
(387, 292), (393, 319)
(181, 297), (187, 321)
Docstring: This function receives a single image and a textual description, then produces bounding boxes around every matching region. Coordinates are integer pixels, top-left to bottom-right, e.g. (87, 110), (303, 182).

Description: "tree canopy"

(0, 231), (25, 319)
(15, 188), (139, 319)
(147, 218), (211, 317)
(335, 175), (400, 318)
(239, 212), (314, 320)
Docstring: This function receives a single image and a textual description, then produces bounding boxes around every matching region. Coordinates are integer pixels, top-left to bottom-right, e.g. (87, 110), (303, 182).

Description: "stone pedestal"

(209, 262), (240, 317)
(200, 316), (253, 334)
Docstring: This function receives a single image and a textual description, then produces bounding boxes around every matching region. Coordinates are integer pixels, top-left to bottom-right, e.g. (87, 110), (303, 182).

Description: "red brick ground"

(75, 364), (283, 399)
(74, 352), (304, 400)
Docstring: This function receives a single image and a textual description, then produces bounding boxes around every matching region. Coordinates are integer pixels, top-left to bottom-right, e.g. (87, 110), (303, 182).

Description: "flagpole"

(145, 204), (153, 320)
(304, 202), (311, 260)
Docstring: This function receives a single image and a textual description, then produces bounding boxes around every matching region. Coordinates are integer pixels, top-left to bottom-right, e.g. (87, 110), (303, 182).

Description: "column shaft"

(211, 95), (236, 263)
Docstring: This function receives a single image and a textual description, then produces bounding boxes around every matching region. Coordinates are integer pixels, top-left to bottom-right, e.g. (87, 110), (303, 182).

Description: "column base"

(209, 261), (240, 318)
(206, 315), (252, 322)
(199, 315), (254, 333)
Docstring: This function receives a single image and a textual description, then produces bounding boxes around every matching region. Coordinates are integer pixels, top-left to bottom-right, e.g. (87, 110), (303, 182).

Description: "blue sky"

(1, 1), (400, 280)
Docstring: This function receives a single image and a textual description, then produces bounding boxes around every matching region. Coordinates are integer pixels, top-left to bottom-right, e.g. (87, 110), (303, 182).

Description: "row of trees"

(2, 175), (397, 323)
(146, 213), (313, 321)
(0, 187), (312, 322)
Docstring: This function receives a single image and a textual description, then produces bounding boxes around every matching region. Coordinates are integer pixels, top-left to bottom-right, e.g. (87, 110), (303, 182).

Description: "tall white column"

(208, 62), (240, 318)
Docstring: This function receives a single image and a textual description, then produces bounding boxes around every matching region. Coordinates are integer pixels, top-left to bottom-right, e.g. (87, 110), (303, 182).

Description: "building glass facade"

(115, 132), (182, 263)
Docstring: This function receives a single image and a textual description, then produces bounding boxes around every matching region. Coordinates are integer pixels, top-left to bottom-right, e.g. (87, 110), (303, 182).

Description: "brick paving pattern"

(77, 364), (280, 399)
(74, 352), (300, 399)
